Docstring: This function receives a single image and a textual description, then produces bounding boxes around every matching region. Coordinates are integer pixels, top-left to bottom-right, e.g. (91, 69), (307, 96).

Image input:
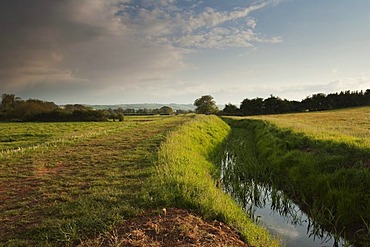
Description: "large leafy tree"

(194, 95), (219, 114)
(1, 93), (21, 111)
(159, 106), (174, 115)
(221, 103), (239, 116)
(240, 97), (264, 115)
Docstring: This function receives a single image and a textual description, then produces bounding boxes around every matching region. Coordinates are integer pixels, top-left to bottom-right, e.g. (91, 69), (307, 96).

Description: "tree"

(159, 106), (173, 115)
(1, 94), (21, 111)
(263, 95), (285, 114)
(364, 89), (370, 105)
(64, 104), (92, 112)
(194, 95), (219, 114)
(13, 99), (58, 120)
(240, 97), (263, 115)
(221, 103), (239, 116)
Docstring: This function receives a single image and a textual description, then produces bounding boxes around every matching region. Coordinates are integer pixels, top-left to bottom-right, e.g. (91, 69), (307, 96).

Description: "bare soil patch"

(80, 208), (248, 247)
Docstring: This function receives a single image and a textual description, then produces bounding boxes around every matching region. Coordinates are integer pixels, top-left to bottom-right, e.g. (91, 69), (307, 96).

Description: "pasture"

(249, 106), (370, 148)
(0, 115), (190, 245)
(1, 107), (369, 246)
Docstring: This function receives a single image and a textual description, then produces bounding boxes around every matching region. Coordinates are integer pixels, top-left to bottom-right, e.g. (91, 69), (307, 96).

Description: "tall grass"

(152, 115), (280, 247)
(223, 116), (370, 245)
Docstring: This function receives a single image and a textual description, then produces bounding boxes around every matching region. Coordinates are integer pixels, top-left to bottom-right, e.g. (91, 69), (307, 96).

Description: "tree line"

(220, 89), (370, 116)
(0, 94), (126, 122)
(122, 107), (191, 115)
(0, 94), (185, 122)
(2, 89), (369, 121)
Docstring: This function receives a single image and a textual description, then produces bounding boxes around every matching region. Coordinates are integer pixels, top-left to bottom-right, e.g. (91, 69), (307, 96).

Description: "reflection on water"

(220, 151), (353, 247)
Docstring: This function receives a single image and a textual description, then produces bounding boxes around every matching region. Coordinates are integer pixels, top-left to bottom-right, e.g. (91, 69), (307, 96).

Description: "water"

(220, 151), (353, 247)
(248, 185), (348, 247)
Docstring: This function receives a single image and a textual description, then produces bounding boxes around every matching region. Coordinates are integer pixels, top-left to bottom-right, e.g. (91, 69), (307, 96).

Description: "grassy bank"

(224, 107), (370, 245)
(152, 115), (280, 247)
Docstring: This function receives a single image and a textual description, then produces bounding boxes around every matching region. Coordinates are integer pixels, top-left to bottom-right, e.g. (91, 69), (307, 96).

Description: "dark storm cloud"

(0, 0), (187, 97)
(0, 0), (115, 49)
(0, 0), (105, 88)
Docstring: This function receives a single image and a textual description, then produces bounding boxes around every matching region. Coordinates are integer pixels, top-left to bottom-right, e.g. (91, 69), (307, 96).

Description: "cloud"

(324, 77), (370, 92)
(288, 77), (370, 97)
(240, 75), (370, 101)
(177, 28), (258, 48)
(269, 225), (300, 240)
(119, 1), (281, 48)
(186, 3), (265, 31)
(0, 1), (186, 89)
(247, 18), (257, 29)
(0, 0), (282, 103)
(0, 0), (124, 87)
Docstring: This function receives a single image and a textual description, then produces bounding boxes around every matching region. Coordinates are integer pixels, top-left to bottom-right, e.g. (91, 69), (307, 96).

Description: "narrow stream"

(220, 150), (353, 247)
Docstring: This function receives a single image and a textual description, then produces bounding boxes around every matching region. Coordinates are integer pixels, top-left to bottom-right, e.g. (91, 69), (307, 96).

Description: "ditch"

(215, 119), (370, 247)
(220, 150), (351, 247)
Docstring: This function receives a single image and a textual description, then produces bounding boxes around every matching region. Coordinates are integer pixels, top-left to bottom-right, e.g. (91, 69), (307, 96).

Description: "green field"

(0, 115), (168, 154)
(0, 115), (191, 245)
(1, 108), (369, 246)
(0, 114), (281, 247)
(249, 106), (370, 148)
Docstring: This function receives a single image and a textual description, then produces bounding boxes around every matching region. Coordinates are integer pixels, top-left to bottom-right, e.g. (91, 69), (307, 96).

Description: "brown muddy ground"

(80, 208), (248, 247)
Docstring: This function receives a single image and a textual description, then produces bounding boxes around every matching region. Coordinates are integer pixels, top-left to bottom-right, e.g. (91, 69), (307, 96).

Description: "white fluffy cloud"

(119, 1), (280, 48)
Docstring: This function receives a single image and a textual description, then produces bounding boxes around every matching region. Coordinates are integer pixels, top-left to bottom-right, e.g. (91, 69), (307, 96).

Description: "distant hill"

(89, 103), (196, 111)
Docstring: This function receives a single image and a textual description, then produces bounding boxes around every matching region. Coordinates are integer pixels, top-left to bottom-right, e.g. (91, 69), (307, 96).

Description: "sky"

(0, 0), (369, 105)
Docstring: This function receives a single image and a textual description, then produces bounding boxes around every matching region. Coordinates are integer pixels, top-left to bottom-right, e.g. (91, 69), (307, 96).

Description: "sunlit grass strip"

(248, 106), (370, 149)
(0, 116), (167, 157)
(0, 124), (133, 157)
(153, 115), (280, 247)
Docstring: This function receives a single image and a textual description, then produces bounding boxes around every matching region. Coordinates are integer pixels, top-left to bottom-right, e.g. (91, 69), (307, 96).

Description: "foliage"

(221, 103), (240, 116)
(0, 94), (58, 121)
(0, 94), (126, 122)
(112, 105), (189, 115)
(157, 106), (174, 115)
(92, 103), (195, 112)
(194, 95), (219, 114)
(220, 89), (370, 116)
(152, 115), (280, 247)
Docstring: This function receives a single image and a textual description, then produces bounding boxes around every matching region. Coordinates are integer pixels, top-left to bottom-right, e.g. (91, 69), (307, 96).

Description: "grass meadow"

(0, 115), (190, 245)
(2, 107), (368, 246)
(249, 106), (370, 148)
(0, 114), (281, 247)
